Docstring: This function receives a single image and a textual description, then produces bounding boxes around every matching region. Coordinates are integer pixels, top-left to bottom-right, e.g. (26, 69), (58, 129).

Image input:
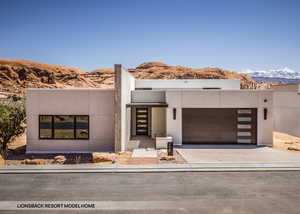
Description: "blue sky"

(0, 0), (299, 72)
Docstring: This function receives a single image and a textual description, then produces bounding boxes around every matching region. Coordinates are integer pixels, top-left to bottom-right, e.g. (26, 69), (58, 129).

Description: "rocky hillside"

(128, 62), (259, 89)
(0, 59), (262, 97)
(0, 59), (113, 96)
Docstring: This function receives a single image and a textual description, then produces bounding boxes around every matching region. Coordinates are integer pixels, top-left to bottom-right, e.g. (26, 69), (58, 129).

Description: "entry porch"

(126, 105), (168, 150)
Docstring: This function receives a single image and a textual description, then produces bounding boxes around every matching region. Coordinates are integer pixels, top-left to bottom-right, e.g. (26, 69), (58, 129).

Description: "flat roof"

(126, 103), (168, 108)
(26, 88), (115, 91)
(134, 89), (274, 92)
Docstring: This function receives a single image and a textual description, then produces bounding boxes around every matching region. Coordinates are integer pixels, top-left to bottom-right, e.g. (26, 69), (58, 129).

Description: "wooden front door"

(136, 108), (148, 135)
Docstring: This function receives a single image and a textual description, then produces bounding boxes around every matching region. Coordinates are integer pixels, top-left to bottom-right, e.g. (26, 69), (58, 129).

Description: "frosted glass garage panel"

(237, 109), (252, 114)
(238, 117), (252, 122)
(237, 139), (252, 143)
(237, 132), (252, 137)
(238, 124), (252, 129)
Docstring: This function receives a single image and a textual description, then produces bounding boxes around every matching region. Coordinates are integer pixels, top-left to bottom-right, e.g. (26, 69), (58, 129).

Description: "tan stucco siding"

(151, 107), (166, 138)
(26, 88), (115, 153)
(274, 92), (300, 138)
(165, 90), (274, 146)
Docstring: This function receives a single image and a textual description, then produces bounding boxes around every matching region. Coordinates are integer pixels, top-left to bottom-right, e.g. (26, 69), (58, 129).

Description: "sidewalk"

(1, 162), (300, 174)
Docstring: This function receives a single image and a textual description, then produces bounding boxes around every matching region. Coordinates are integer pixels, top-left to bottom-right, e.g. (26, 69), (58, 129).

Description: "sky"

(0, 0), (300, 72)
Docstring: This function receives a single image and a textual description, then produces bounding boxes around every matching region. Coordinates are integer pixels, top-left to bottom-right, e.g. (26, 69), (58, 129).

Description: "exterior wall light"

(264, 108), (268, 120)
(173, 108), (176, 120)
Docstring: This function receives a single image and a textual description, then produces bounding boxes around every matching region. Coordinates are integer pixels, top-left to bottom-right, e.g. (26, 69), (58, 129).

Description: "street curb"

(1, 163), (300, 173)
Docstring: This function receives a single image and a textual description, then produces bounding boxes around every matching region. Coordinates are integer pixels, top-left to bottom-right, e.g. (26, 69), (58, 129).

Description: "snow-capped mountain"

(242, 67), (300, 79)
(242, 67), (300, 83)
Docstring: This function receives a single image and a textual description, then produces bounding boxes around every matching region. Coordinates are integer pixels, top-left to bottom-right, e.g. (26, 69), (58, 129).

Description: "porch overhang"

(126, 102), (168, 108)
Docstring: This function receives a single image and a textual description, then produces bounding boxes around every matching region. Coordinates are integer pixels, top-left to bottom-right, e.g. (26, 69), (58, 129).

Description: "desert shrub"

(0, 97), (26, 160)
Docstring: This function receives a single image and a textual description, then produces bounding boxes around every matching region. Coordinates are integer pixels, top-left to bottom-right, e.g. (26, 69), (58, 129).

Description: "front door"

(136, 108), (148, 135)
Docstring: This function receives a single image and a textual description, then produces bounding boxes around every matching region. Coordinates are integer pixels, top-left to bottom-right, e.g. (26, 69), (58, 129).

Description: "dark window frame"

(39, 115), (89, 140)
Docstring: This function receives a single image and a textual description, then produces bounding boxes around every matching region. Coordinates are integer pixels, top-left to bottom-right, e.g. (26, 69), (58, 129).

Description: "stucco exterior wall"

(166, 90), (273, 146)
(151, 108), (166, 138)
(274, 92), (300, 138)
(135, 79), (241, 90)
(26, 88), (115, 153)
(271, 84), (300, 92)
(120, 67), (135, 151)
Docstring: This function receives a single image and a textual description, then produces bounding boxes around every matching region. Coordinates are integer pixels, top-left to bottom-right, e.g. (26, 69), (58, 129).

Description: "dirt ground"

(2, 133), (185, 165)
(273, 131), (300, 154)
(0, 155), (4, 165)
(2, 131), (300, 166)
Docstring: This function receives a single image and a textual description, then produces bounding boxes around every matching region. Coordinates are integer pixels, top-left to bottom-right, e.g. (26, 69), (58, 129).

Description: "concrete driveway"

(176, 145), (300, 164)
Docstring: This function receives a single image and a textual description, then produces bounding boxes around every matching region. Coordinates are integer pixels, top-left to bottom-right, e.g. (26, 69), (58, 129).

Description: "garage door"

(182, 108), (257, 144)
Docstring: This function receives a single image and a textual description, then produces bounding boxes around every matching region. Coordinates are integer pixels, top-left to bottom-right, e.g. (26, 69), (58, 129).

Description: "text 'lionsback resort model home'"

(25, 65), (300, 153)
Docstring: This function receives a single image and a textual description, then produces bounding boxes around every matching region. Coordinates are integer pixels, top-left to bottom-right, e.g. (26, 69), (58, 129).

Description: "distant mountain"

(252, 77), (300, 84)
(242, 67), (300, 83)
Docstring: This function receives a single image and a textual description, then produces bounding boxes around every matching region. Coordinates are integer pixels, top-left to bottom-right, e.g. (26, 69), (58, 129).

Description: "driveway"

(176, 145), (300, 163)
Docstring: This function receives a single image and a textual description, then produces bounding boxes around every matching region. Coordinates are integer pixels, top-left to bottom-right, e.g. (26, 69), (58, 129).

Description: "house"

(25, 65), (300, 153)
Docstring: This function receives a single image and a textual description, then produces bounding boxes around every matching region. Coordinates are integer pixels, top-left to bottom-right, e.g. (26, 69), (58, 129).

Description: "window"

(39, 115), (89, 140)
(75, 115), (89, 139)
(39, 116), (53, 139)
(237, 109), (252, 114)
(54, 115), (75, 139)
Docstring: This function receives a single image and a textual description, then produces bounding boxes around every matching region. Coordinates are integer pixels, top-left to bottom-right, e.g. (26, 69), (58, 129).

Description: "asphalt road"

(1, 171), (300, 213)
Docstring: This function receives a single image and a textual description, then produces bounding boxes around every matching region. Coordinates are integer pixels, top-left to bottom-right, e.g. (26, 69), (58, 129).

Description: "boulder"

(160, 156), (176, 161)
(17, 68), (28, 80)
(287, 147), (300, 151)
(0, 155), (4, 165)
(92, 153), (116, 163)
(47, 72), (56, 84)
(53, 155), (66, 164)
(23, 159), (46, 165)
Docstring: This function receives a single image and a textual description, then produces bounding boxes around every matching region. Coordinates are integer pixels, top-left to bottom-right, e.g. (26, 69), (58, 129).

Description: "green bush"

(0, 98), (26, 160)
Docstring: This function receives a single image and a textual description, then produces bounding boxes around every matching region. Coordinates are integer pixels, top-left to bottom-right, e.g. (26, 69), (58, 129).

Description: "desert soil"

(273, 131), (300, 154)
(3, 133), (185, 165)
(3, 131), (299, 166)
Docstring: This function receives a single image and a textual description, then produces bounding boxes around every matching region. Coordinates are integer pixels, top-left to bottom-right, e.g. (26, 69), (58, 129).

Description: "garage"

(182, 108), (257, 144)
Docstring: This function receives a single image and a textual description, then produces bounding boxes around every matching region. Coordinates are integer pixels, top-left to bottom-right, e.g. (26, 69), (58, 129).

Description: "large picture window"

(39, 115), (89, 140)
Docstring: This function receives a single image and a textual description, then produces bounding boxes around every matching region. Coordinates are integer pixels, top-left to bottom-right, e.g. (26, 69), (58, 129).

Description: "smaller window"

(237, 132), (251, 137)
(75, 115), (89, 139)
(237, 139), (252, 144)
(237, 109), (252, 114)
(238, 124), (251, 129)
(238, 117), (252, 122)
(39, 116), (53, 139)
(54, 115), (75, 139)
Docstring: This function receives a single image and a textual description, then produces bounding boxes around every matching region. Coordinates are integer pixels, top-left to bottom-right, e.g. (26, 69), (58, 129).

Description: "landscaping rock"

(23, 159), (46, 165)
(0, 155), (4, 165)
(53, 155), (66, 164)
(118, 151), (132, 156)
(160, 156), (176, 161)
(287, 147), (300, 151)
(92, 153), (116, 163)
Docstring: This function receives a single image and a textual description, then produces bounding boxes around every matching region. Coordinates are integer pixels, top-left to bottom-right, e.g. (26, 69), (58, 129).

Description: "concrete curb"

(1, 163), (300, 173)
